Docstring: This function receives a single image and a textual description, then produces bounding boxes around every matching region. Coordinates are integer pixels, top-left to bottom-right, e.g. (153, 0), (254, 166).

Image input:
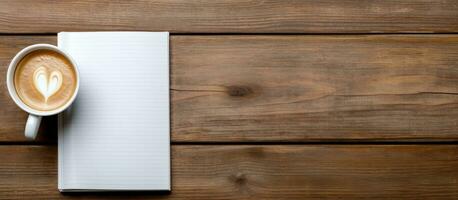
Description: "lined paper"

(58, 32), (170, 191)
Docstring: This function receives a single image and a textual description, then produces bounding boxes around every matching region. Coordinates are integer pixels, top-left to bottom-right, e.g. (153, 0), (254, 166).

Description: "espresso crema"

(14, 50), (77, 111)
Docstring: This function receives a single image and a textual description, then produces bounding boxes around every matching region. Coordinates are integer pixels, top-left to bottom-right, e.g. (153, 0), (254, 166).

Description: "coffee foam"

(14, 50), (77, 111)
(33, 66), (63, 102)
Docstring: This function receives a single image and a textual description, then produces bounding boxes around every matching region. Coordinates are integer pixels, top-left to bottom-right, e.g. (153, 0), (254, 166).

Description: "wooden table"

(1, 1), (457, 199)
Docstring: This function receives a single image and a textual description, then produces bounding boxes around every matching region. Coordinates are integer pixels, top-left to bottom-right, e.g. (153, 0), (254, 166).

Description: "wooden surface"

(1, 0), (458, 33)
(0, 0), (457, 199)
(1, 35), (458, 142)
(1, 145), (457, 199)
(172, 35), (458, 142)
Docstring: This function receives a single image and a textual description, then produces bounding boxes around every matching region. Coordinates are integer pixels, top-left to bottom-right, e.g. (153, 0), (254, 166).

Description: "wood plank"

(0, 0), (457, 33)
(171, 35), (458, 142)
(0, 145), (457, 199)
(1, 35), (458, 142)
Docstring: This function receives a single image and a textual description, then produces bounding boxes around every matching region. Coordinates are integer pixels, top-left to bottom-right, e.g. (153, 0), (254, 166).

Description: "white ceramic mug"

(6, 44), (80, 140)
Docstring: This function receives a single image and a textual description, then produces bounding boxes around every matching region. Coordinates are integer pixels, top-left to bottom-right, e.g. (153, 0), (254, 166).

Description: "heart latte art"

(14, 50), (77, 111)
(33, 67), (63, 102)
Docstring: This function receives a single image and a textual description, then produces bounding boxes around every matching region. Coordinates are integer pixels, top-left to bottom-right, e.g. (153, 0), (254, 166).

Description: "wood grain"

(0, 0), (457, 33)
(1, 35), (458, 142)
(171, 35), (458, 142)
(0, 145), (457, 199)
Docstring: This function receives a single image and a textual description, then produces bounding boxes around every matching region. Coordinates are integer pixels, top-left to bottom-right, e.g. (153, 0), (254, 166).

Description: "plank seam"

(1, 33), (458, 36)
(2, 141), (458, 146)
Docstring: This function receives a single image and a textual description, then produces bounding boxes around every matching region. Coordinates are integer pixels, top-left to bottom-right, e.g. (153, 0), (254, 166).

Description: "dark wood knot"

(232, 172), (246, 185)
(227, 86), (253, 97)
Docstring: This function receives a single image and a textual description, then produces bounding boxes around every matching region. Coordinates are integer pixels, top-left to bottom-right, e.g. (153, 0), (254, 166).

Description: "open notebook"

(57, 32), (170, 191)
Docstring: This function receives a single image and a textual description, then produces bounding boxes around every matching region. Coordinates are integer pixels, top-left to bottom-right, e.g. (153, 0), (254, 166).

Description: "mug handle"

(25, 114), (42, 140)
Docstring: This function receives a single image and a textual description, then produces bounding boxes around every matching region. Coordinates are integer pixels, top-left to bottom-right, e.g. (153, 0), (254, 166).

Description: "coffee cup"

(6, 44), (80, 140)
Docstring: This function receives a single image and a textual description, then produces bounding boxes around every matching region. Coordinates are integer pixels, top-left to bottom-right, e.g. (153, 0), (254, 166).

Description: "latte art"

(14, 50), (77, 111)
(33, 67), (63, 102)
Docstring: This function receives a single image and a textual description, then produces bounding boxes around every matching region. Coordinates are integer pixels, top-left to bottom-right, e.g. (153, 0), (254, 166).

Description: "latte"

(14, 49), (77, 111)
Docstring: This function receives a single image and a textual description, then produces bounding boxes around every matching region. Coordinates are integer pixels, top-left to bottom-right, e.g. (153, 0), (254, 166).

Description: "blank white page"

(58, 32), (170, 191)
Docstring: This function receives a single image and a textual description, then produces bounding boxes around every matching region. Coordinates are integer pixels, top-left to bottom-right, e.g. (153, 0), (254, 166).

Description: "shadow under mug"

(6, 44), (80, 140)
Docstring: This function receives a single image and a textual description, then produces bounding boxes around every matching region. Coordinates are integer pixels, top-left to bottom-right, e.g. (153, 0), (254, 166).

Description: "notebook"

(57, 32), (170, 191)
